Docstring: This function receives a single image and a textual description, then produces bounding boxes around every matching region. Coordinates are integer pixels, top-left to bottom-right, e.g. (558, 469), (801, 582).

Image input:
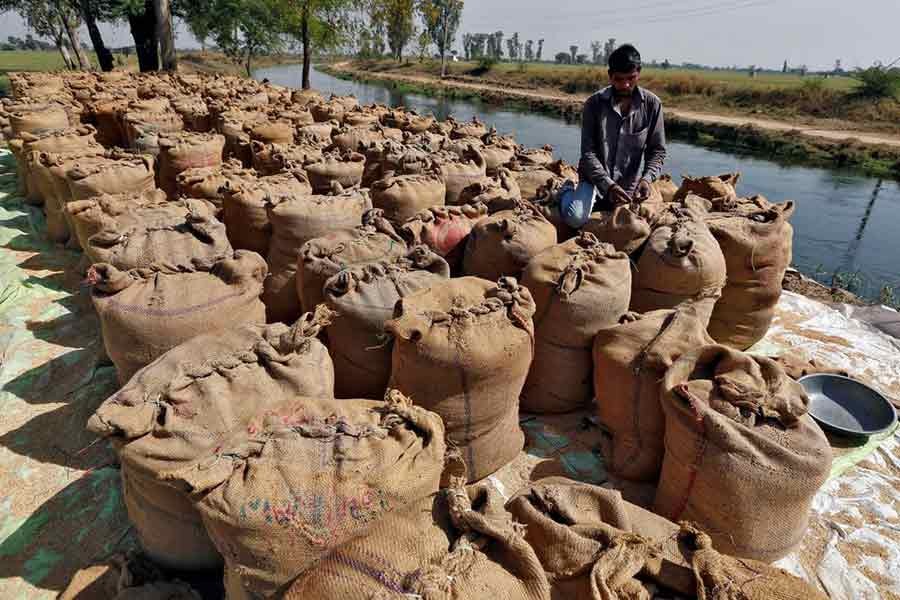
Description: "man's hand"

(608, 184), (631, 206)
(634, 179), (652, 202)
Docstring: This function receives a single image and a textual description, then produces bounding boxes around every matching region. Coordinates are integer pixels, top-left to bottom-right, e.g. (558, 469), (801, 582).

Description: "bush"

(470, 55), (497, 76)
(852, 66), (900, 99)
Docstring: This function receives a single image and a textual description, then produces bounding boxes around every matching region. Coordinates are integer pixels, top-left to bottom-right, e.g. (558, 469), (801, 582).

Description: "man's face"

(609, 68), (641, 96)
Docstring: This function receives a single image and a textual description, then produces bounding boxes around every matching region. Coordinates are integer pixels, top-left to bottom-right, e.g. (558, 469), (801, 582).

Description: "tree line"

(0, 0), (465, 86)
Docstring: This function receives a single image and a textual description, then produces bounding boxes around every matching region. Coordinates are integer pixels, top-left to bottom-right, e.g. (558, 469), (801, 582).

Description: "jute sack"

(400, 203), (489, 274)
(582, 204), (654, 256)
(221, 170), (312, 257)
(122, 111), (185, 153)
(31, 151), (107, 244)
(457, 168), (522, 213)
(438, 145), (488, 205)
(297, 120), (336, 144)
(286, 482), (552, 600)
(653, 345), (832, 562)
(67, 154), (157, 202)
(250, 140), (321, 176)
(189, 391), (446, 599)
(510, 160), (577, 201)
(172, 96), (212, 132)
(8, 103), (69, 137)
(381, 108), (435, 134)
(175, 159), (257, 213)
(521, 233), (631, 414)
(450, 116), (488, 139)
(18, 125), (100, 205)
(706, 202), (795, 350)
(678, 525), (829, 600)
(387, 277), (536, 482)
(86, 308), (334, 570)
(507, 477), (695, 599)
(59, 552), (203, 600)
(533, 177), (577, 242)
(66, 189), (168, 253)
(371, 171), (447, 225)
(296, 209), (407, 313)
(631, 214), (726, 317)
(344, 107), (381, 127)
(91, 97), (132, 146)
(248, 120), (295, 145)
(89, 251), (267, 384)
(593, 304), (715, 482)
(157, 131), (225, 198)
(217, 109), (267, 166)
(264, 186), (371, 323)
(325, 247), (450, 399)
(516, 145), (555, 166)
(652, 174), (678, 203)
(331, 124), (388, 153)
(463, 203), (558, 281)
(310, 99), (347, 123)
(304, 150), (366, 193)
(86, 200), (232, 272)
(673, 173), (740, 202)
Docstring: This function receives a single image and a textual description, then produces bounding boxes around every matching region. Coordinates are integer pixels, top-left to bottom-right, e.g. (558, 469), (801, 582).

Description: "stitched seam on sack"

(105, 290), (252, 317)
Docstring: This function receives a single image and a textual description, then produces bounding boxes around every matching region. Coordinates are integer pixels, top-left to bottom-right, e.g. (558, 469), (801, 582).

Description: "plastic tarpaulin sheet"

(0, 147), (898, 599)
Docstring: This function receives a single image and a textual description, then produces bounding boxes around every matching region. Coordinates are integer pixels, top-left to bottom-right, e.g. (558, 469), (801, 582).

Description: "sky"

(0, 0), (897, 72)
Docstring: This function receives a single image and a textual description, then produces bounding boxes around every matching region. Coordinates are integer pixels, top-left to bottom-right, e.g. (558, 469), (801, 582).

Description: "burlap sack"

(248, 120), (295, 145)
(673, 173), (740, 202)
(510, 160), (576, 201)
(507, 478), (695, 598)
(59, 552), (202, 600)
(325, 247), (450, 399)
(450, 116), (488, 139)
(32, 151), (107, 243)
(8, 103), (69, 137)
(305, 150), (366, 193)
(123, 111), (185, 153)
(172, 96), (212, 132)
(482, 143), (517, 176)
(344, 108), (381, 127)
(217, 109), (267, 166)
(310, 100), (347, 123)
(387, 277), (535, 482)
(654, 346), (832, 562)
(250, 140), (321, 176)
(18, 125), (100, 205)
(457, 168), (522, 213)
(86, 308), (334, 569)
(221, 170), (312, 256)
(382, 109), (436, 134)
(188, 391), (445, 599)
(371, 171), (447, 225)
(86, 199), (232, 272)
(516, 145), (555, 166)
(582, 204), (653, 256)
(706, 201), (795, 350)
(286, 482), (552, 600)
(631, 214), (726, 317)
(652, 174), (678, 203)
(533, 177), (577, 242)
(463, 203), (558, 281)
(331, 124), (388, 153)
(92, 98), (131, 146)
(679, 525), (829, 600)
(175, 159), (257, 213)
(296, 209), (407, 313)
(593, 304), (716, 481)
(67, 154), (156, 202)
(66, 189), (168, 253)
(437, 145), (488, 205)
(400, 203), (489, 274)
(264, 186), (371, 323)
(521, 233), (632, 414)
(89, 251), (267, 384)
(157, 131), (225, 198)
(297, 120), (335, 143)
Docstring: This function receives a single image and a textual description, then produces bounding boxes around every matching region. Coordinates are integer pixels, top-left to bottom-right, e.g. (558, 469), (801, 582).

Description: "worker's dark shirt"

(578, 85), (667, 196)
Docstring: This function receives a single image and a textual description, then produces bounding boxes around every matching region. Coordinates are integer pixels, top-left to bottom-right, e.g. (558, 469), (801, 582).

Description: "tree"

(603, 37), (615, 64)
(590, 40), (601, 64)
(576, 53), (588, 64)
(372, 0), (415, 61)
(78, 0), (115, 70)
(415, 27), (430, 61)
(283, 0), (358, 88)
(536, 38), (543, 61)
(184, 9), (212, 53)
(554, 51), (570, 64)
(417, 0), (462, 77)
(119, 0), (159, 72)
(202, 0), (287, 76)
(782, 59), (788, 73)
(662, 58), (670, 70)
(524, 39), (533, 61)
(569, 44), (577, 64)
(154, 0), (176, 70)
(0, 0), (90, 69)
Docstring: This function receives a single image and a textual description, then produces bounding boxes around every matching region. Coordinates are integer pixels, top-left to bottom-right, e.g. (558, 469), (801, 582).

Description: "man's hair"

(608, 44), (642, 73)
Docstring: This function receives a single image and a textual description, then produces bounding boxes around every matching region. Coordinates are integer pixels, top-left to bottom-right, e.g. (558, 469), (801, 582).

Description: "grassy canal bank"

(323, 61), (900, 180)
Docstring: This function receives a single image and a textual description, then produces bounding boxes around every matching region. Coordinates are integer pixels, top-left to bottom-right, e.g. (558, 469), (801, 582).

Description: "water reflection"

(254, 64), (900, 301)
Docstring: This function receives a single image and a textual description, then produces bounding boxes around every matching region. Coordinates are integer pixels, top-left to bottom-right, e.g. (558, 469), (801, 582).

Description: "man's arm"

(641, 102), (667, 183)
(579, 96), (615, 195)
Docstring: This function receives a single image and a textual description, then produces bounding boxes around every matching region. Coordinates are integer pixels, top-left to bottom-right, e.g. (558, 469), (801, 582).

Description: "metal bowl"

(799, 374), (897, 437)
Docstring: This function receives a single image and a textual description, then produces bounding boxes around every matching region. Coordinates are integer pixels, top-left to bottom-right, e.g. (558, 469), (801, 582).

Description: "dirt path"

(331, 63), (900, 149)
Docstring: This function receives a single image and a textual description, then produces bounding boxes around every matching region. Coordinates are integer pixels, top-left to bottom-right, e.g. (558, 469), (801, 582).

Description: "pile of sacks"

(2, 70), (830, 599)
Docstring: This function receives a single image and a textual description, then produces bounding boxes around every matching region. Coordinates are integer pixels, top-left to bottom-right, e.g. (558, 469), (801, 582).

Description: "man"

(560, 43), (667, 229)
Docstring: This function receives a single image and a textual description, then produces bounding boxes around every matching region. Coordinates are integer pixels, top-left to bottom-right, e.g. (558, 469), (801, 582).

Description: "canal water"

(255, 64), (900, 301)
